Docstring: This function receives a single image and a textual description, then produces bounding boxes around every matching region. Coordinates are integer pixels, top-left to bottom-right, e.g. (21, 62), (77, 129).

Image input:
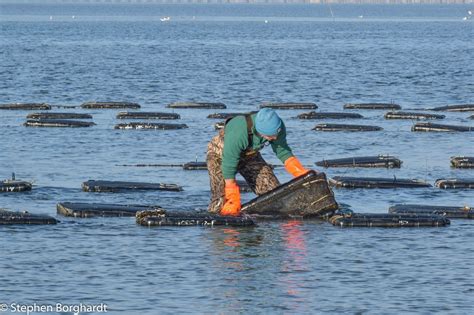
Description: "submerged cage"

(450, 156), (474, 169)
(236, 180), (253, 193)
(431, 104), (474, 112)
(384, 111), (445, 120)
(435, 178), (474, 189)
(207, 112), (257, 119)
(114, 122), (188, 130)
(0, 180), (32, 192)
(24, 119), (95, 128)
(167, 102), (226, 109)
(329, 211), (450, 228)
(57, 202), (164, 218)
(27, 112), (93, 120)
(412, 123), (474, 132)
(313, 123), (383, 132)
(81, 101), (141, 109)
(389, 204), (473, 219)
(136, 209), (255, 227)
(214, 121), (225, 130)
(315, 155), (402, 168)
(329, 176), (431, 189)
(344, 103), (401, 110)
(0, 103), (51, 110)
(0, 209), (57, 225)
(116, 111), (180, 120)
(260, 102), (318, 110)
(297, 111), (363, 119)
(183, 162), (207, 170)
(82, 180), (183, 192)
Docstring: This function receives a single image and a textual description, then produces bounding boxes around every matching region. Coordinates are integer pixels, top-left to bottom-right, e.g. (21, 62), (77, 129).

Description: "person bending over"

(206, 108), (312, 216)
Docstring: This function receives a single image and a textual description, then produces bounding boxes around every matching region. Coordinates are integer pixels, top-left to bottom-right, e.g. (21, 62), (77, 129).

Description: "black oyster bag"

(241, 171), (338, 218)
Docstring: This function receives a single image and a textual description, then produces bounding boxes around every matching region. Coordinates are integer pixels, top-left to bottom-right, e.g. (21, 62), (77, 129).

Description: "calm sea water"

(1, 4), (473, 314)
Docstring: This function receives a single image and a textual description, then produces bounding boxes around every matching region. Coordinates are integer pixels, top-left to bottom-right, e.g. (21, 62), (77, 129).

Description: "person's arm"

(270, 122), (294, 163)
(221, 117), (249, 180)
(271, 123), (311, 177)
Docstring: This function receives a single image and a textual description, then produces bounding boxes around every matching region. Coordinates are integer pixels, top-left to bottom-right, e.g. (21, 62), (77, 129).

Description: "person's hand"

(220, 181), (241, 216)
(284, 156), (311, 177)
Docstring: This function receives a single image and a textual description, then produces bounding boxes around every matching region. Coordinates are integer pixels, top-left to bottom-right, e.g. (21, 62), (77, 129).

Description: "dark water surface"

(1, 4), (473, 314)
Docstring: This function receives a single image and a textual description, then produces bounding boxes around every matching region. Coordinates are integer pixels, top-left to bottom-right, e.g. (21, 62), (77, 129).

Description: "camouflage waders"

(206, 129), (280, 213)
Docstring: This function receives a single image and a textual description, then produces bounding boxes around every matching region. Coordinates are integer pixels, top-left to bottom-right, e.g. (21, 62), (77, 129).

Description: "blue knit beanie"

(255, 108), (282, 136)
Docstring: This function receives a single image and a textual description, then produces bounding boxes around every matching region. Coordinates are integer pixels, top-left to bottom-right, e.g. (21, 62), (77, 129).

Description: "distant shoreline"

(1, 0), (473, 5)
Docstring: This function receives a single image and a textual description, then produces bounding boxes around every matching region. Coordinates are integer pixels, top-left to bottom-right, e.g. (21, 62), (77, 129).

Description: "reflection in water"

(207, 227), (266, 312)
(222, 228), (240, 248)
(279, 220), (309, 312)
(221, 228), (244, 272)
(209, 222), (311, 312)
(282, 220), (307, 253)
(208, 227), (261, 274)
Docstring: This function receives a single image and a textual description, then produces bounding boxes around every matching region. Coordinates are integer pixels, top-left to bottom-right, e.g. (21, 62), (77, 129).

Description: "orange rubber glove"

(220, 181), (241, 216)
(284, 156), (310, 178)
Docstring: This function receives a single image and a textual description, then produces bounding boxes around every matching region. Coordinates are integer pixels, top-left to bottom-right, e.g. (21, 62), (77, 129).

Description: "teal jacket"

(222, 114), (293, 179)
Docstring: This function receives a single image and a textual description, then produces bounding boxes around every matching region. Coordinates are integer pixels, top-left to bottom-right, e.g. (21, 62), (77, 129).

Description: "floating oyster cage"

(183, 162), (207, 170)
(214, 121), (225, 130)
(329, 212), (450, 228)
(57, 202), (165, 218)
(82, 180), (183, 192)
(81, 101), (141, 109)
(27, 112), (93, 120)
(431, 104), (474, 112)
(0, 180), (32, 192)
(315, 155), (402, 168)
(116, 111), (180, 120)
(136, 209), (256, 227)
(167, 102), (227, 109)
(236, 180), (253, 193)
(0, 209), (57, 225)
(297, 111), (363, 119)
(207, 112), (257, 119)
(384, 111), (445, 120)
(0, 103), (51, 110)
(313, 123), (383, 132)
(343, 103), (401, 110)
(389, 204), (473, 219)
(435, 178), (474, 189)
(450, 156), (474, 169)
(114, 122), (188, 130)
(24, 119), (96, 128)
(241, 171), (338, 218)
(412, 122), (474, 132)
(260, 102), (318, 110)
(182, 162), (276, 172)
(329, 176), (432, 189)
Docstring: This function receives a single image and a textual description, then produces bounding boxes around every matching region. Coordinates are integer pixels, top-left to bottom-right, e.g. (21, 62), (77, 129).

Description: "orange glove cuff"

(284, 156), (309, 178)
